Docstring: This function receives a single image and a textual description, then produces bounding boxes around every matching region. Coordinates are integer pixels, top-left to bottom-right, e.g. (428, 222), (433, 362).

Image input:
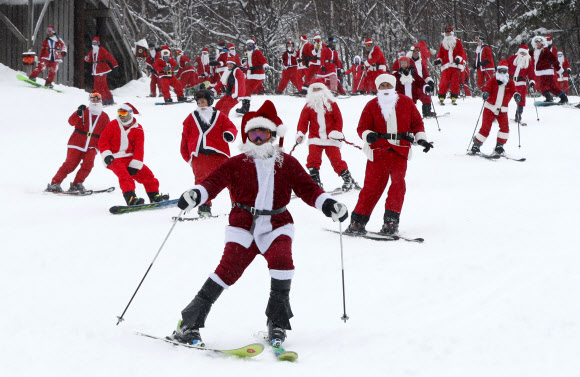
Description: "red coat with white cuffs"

(482, 77), (516, 115)
(296, 102), (344, 148)
(364, 45), (388, 71)
(436, 38), (466, 71)
(84, 47), (118, 76)
(153, 58), (178, 79)
(532, 47), (563, 76)
(506, 54), (535, 87)
(394, 71), (428, 103)
(39, 36), (67, 62)
(66, 109), (110, 151)
(192, 152), (333, 253)
(246, 48), (268, 80)
(357, 95), (426, 160)
(213, 67), (246, 99)
(180, 109), (238, 164)
(98, 119), (145, 170)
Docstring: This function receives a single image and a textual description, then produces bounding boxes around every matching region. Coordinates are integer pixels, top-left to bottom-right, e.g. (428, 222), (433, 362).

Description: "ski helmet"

(195, 89), (214, 106)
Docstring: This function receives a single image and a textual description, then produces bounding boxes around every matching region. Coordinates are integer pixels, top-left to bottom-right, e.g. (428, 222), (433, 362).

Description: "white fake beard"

(399, 71), (414, 84)
(558, 56), (564, 64)
(239, 140), (282, 161)
(496, 72), (509, 84)
(229, 50), (235, 56)
(377, 89), (398, 120)
(92, 45), (99, 53)
(442, 35), (457, 50)
(197, 106), (213, 123)
(514, 54), (530, 69)
(119, 115), (134, 127)
(89, 102), (103, 115)
(201, 53), (209, 65)
(149, 50), (156, 58)
(306, 87), (334, 112)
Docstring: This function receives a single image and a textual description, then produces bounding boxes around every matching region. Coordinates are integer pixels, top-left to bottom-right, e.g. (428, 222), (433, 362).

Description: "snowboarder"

(212, 56), (246, 116)
(473, 36), (495, 91)
(392, 57), (434, 118)
(237, 39), (270, 114)
(180, 89), (237, 217)
(28, 25), (67, 88)
(361, 38), (389, 94)
(154, 46), (187, 103)
(84, 37), (119, 105)
(171, 100), (348, 348)
(507, 44), (536, 123)
(469, 60), (522, 156)
(531, 36), (567, 103)
(434, 26), (466, 105)
(276, 40), (303, 94)
(46, 91), (110, 193)
(295, 78), (359, 191)
(98, 103), (168, 206)
(344, 56), (365, 94)
(174, 49), (198, 96)
(346, 73), (432, 236)
(145, 45), (162, 97)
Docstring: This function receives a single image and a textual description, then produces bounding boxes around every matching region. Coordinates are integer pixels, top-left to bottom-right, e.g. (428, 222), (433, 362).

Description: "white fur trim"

(309, 82), (326, 90)
(315, 193), (333, 210)
(209, 273), (230, 289)
(328, 130), (344, 140)
(224, 226), (253, 248)
(191, 184), (209, 205)
(246, 39), (254, 44)
(375, 74), (396, 89)
(475, 133), (487, 143)
(269, 269), (295, 280)
(223, 131), (235, 143)
(244, 116), (278, 133)
(101, 150), (113, 166)
(128, 159), (143, 170)
(415, 132), (427, 143)
(277, 123), (287, 138)
(362, 130), (373, 143)
(497, 131), (509, 140)
(535, 68), (555, 76)
(518, 48), (528, 54)
(308, 138), (342, 148)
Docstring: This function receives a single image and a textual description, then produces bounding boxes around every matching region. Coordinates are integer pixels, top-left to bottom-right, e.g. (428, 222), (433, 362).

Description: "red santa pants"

(159, 76), (184, 99)
(514, 85), (527, 106)
(307, 145), (348, 175)
(438, 68), (461, 96)
(461, 71), (471, 96)
(244, 79), (263, 98)
(536, 75), (561, 96)
(351, 76), (363, 93)
(107, 157), (159, 194)
(180, 70), (197, 88)
(476, 109), (509, 145)
(253, 82), (265, 94)
(353, 148), (408, 217)
(277, 68), (303, 92)
(303, 65), (320, 87)
(214, 236), (294, 286)
(215, 95), (239, 116)
(150, 74), (161, 96)
(29, 60), (59, 84)
(416, 90), (432, 104)
(191, 153), (229, 206)
(93, 74), (113, 103)
(317, 73), (338, 92)
(477, 70), (493, 90)
(559, 79), (569, 92)
(52, 148), (97, 185)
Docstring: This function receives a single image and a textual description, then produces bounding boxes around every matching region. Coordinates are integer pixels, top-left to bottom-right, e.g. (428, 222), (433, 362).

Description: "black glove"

(513, 92), (522, 103)
(433, 59), (442, 66)
(322, 199), (349, 223)
(417, 139), (434, 153)
(428, 81), (435, 90)
(321, 66), (326, 73)
(155, 47), (161, 53)
(104, 155), (115, 166)
(223, 131), (234, 142)
(77, 105), (87, 116)
(366, 132), (379, 144)
(62, 51), (66, 57)
(481, 59), (489, 67)
(425, 86), (433, 94)
(482, 92), (490, 100)
(178, 189), (201, 211)
(465, 76), (470, 83)
(566, 68), (572, 74)
(127, 167), (139, 176)
(454, 57), (461, 64)
(209, 60), (220, 66)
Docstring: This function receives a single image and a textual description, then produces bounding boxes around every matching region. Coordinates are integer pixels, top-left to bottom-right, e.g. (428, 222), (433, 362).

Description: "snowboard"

(17, 74), (63, 93)
(155, 99), (194, 105)
(44, 186), (115, 196)
(534, 101), (579, 108)
(109, 199), (178, 214)
(136, 332), (264, 358)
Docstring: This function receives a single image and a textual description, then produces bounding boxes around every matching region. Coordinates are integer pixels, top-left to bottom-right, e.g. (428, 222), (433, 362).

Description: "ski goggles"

(445, 28), (453, 33)
(89, 92), (102, 102)
(247, 128), (273, 143)
(364, 42), (373, 47)
(534, 37), (544, 43)
(117, 108), (132, 116)
(497, 68), (509, 74)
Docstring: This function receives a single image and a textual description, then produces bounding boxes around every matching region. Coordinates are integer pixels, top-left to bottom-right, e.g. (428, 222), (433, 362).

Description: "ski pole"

(289, 141), (300, 155)
(557, 75), (580, 96)
(338, 220), (349, 323)
(532, 89), (540, 121)
(467, 99), (486, 151)
(517, 118), (522, 149)
(341, 138), (362, 150)
(431, 101), (441, 132)
(116, 209), (185, 325)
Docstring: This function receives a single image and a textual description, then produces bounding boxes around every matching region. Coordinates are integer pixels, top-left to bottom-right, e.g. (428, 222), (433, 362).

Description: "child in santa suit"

(556, 51), (572, 92)
(507, 45), (536, 123)
(181, 89), (238, 217)
(84, 37), (118, 105)
(98, 103), (168, 205)
(346, 73), (433, 236)
(46, 91), (110, 193)
(171, 100), (348, 348)
(434, 26), (466, 105)
(470, 60), (521, 156)
(295, 78), (359, 191)
(344, 56), (365, 94)
(153, 46), (186, 103)
(212, 57), (246, 116)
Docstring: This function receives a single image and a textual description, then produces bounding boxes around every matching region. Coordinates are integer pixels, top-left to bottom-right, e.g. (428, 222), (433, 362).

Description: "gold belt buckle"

(87, 132), (92, 137)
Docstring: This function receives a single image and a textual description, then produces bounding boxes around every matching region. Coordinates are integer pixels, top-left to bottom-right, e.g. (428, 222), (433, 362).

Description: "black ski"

(480, 153), (526, 162)
(324, 228), (424, 243)
(110, 199), (178, 214)
(44, 186), (115, 196)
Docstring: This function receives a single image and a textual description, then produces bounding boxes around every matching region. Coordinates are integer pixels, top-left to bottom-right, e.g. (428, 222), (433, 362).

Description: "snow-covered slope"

(1, 63), (579, 376)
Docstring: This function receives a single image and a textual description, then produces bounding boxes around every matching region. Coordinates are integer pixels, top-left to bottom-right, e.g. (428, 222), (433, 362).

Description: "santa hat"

(397, 50), (405, 57)
(546, 34), (552, 41)
(228, 43), (235, 50)
(47, 25), (55, 32)
(300, 35), (308, 42)
(246, 38), (256, 45)
(557, 51), (564, 57)
(497, 60), (508, 70)
(118, 103), (139, 115)
(226, 56), (238, 65)
(241, 100), (287, 146)
(217, 41), (226, 48)
(312, 34), (322, 41)
(364, 38), (373, 45)
(518, 44), (529, 54)
(398, 56), (411, 65)
(202, 47), (209, 53)
(375, 73), (397, 90)
(445, 26), (454, 32)
(92, 36), (100, 44)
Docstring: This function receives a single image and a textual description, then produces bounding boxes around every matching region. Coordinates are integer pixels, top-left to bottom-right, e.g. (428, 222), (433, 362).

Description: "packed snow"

(1, 63), (579, 376)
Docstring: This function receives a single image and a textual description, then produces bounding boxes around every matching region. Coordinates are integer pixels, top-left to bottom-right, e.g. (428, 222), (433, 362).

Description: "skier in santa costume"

(434, 26), (466, 105)
(346, 74), (433, 236)
(507, 45), (536, 123)
(46, 91), (110, 193)
(469, 60), (521, 156)
(28, 25), (67, 88)
(317, 37), (342, 93)
(407, 45), (435, 117)
(99, 103), (169, 206)
(361, 38), (389, 94)
(297, 35), (313, 86)
(237, 39), (270, 114)
(302, 35), (323, 88)
(393, 57), (434, 117)
(84, 37), (119, 105)
(531, 36), (567, 103)
(194, 48), (212, 83)
(295, 78), (359, 191)
(473, 36), (495, 91)
(174, 49), (198, 96)
(171, 100), (348, 348)
(212, 56), (246, 116)
(556, 51), (572, 92)
(145, 45), (162, 97)
(181, 89), (238, 217)
(153, 46), (187, 103)
(276, 40), (303, 94)
(344, 56), (366, 94)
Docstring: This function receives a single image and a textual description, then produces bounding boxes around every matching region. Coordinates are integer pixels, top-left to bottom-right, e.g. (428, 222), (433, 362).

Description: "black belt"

(510, 76), (526, 81)
(232, 202), (287, 234)
(377, 132), (414, 142)
(325, 60), (336, 64)
(74, 129), (100, 138)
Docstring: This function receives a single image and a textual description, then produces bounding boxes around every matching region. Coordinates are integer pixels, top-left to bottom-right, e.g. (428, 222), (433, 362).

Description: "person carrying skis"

(99, 103), (169, 206)
(28, 25), (67, 88)
(346, 73), (432, 236)
(469, 60), (521, 156)
(171, 100), (348, 348)
(84, 37), (119, 105)
(212, 56), (246, 116)
(46, 91), (110, 193)
(434, 26), (466, 105)
(295, 78), (359, 191)
(507, 44), (535, 123)
(181, 89), (237, 217)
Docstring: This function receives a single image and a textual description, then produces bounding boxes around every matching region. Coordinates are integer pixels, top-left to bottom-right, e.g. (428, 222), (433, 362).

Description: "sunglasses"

(497, 68), (508, 74)
(117, 109), (131, 116)
(247, 128), (272, 143)
(89, 93), (102, 102)
(365, 43), (372, 46)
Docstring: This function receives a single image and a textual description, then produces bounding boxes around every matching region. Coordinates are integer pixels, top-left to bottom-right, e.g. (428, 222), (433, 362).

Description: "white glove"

(177, 189), (200, 213)
(331, 203), (349, 223)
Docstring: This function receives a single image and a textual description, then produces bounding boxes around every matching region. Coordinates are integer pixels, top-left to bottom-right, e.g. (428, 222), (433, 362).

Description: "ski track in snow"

(1, 63), (580, 376)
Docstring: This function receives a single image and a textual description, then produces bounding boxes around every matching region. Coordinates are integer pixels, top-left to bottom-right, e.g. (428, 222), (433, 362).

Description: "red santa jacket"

(175, 54), (195, 78)
(482, 77), (517, 115)
(298, 42), (314, 69)
(558, 57), (571, 81)
(281, 51), (298, 69)
(246, 48), (268, 80)
(66, 108), (110, 152)
(154, 58), (178, 79)
(410, 55), (433, 83)
(213, 67), (246, 99)
(215, 51), (229, 75)
(296, 101), (344, 147)
(146, 51), (161, 76)
(365, 45), (388, 72)
(357, 95), (426, 160)
(345, 63), (365, 81)
(532, 44), (563, 77)
(506, 54), (535, 87)
(319, 47), (342, 76)
(98, 119), (146, 170)
(192, 152), (331, 252)
(394, 71), (428, 103)
(194, 56), (211, 78)
(474, 45), (495, 72)
(436, 37), (466, 71)
(39, 36), (67, 63)
(180, 109), (237, 164)
(84, 47), (118, 76)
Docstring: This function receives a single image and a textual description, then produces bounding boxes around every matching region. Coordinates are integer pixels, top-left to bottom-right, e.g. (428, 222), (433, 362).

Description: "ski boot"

(45, 82), (54, 89)
(438, 94), (445, 106)
(267, 320), (287, 347)
(236, 99), (250, 114)
(177, 95), (188, 102)
(559, 93), (569, 104)
(164, 97), (173, 103)
(469, 139), (483, 155)
(28, 76), (37, 82)
(422, 103), (435, 118)
(69, 182), (86, 193)
(147, 93), (156, 98)
(451, 93), (458, 105)
(492, 142), (505, 157)
(197, 203), (212, 217)
(123, 191), (145, 206)
(379, 210), (400, 236)
(46, 183), (63, 192)
(543, 91), (554, 102)
(147, 192), (169, 203)
(340, 169), (359, 192)
(171, 319), (204, 347)
(345, 213), (368, 235)
(308, 167), (324, 190)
